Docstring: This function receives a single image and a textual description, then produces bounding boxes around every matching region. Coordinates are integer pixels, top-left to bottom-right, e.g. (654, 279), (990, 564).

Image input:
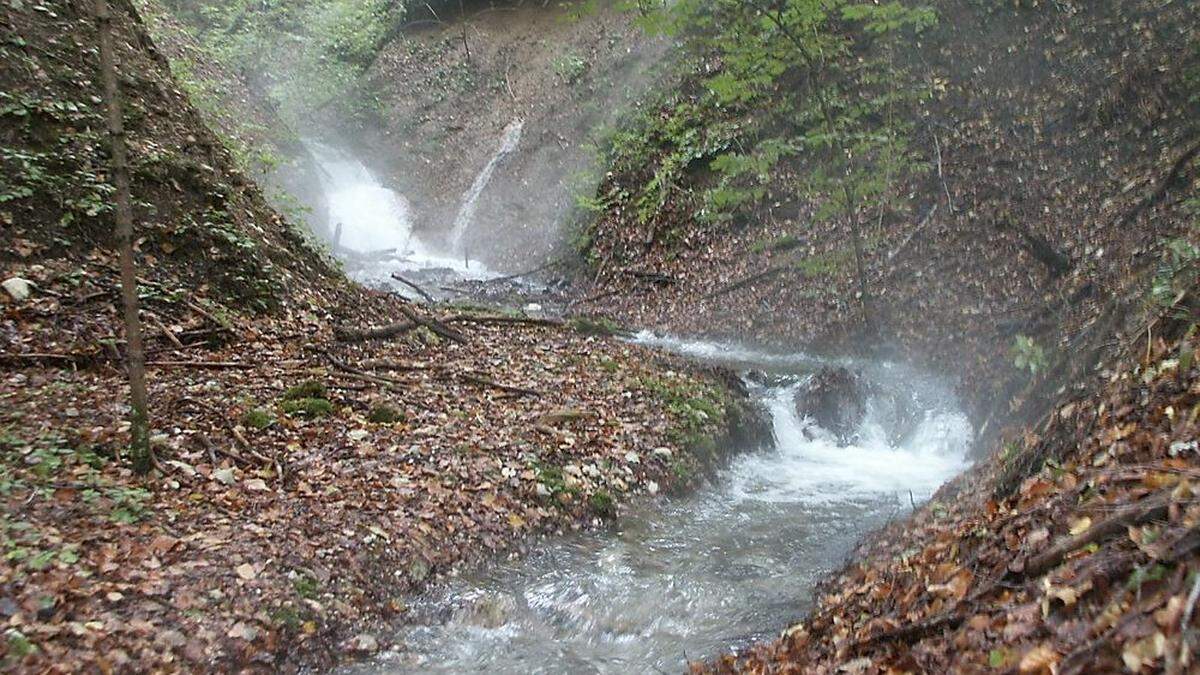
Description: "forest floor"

(0, 261), (743, 672)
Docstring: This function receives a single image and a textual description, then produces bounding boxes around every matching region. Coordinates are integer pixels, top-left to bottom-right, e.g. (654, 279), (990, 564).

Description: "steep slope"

(579, 0), (1199, 428)
(571, 1), (1200, 671)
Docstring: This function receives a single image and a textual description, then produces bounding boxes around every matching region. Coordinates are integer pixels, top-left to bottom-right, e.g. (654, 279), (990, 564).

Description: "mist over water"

(348, 336), (971, 674)
(305, 142), (495, 289)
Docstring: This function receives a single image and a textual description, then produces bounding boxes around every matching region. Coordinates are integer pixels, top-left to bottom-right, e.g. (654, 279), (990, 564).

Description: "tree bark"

(97, 0), (153, 473)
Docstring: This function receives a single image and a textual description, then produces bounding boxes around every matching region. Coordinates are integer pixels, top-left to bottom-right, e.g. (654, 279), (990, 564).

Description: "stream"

(308, 137), (972, 673)
(344, 334), (972, 674)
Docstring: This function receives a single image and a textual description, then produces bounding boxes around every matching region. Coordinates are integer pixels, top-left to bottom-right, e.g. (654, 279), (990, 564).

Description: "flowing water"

(347, 334), (972, 674)
(449, 119), (525, 255)
(306, 142), (495, 292)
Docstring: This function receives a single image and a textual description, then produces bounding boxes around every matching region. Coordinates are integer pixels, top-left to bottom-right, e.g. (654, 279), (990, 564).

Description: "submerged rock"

(795, 366), (868, 445)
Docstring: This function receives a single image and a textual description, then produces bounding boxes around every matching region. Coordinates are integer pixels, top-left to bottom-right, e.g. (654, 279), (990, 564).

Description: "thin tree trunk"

(97, 0), (153, 473)
(458, 0), (471, 63)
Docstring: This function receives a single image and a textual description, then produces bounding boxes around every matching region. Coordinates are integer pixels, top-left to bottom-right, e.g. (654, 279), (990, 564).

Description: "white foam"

(726, 386), (971, 506)
(306, 142), (494, 282)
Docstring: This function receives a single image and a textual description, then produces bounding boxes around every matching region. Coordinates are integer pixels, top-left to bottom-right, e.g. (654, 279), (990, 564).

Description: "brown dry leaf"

(1121, 632), (1165, 671)
(1018, 644), (1059, 674)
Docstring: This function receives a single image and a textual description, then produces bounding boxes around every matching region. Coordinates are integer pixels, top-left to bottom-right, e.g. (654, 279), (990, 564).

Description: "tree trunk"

(97, 0), (153, 474)
(842, 183), (871, 322)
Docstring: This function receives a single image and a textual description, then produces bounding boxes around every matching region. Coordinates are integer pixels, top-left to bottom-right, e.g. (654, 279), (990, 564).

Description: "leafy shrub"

(1011, 335), (1048, 375)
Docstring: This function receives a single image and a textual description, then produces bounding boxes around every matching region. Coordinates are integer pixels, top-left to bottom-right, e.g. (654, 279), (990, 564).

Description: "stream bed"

(346, 334), (972, 674)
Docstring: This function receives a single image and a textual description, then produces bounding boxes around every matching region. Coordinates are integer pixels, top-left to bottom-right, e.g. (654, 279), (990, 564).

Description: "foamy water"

(306, 142), (495, 289)
(347, 335), (972, 673)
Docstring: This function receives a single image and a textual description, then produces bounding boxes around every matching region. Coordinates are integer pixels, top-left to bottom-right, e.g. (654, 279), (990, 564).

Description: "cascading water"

(308, 142), (418, 254)
(305, 142), (493, 292)
(347, 335), (972, 674)
(448, 119), (524, 254)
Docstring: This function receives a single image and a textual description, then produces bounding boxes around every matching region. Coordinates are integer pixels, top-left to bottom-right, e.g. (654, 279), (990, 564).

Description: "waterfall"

(449, 118), (524, 253)
(305, 141), (415, 254)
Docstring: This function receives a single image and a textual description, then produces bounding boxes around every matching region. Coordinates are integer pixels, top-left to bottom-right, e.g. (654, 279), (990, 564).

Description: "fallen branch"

(147, 312), (184, 350)
(334, 320), (418, 342)
(703, 264), (789, 300)
(888, 203), (938, 263)
(1121, 141), (1200, 226)
(390, 272), (435, 303)
(997, 219), (1072, 277)
(568, 288), (622, 308)
(398, 304), (468, 344)
(446, 314), (564, 328)
(145, 360), (254, 370)
(1021, 491), (1172, 579)
(485, 256), (566, 284)
(327, 353), (435, 412)
(622, 268), (677, 285)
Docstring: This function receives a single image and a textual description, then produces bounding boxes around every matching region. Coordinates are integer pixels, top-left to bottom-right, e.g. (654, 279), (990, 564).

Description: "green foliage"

(588, 489), (615, 517)
(553, 53), (589, 85)
(281, 380), (333, 417)
(569, 315), (628, 337)
(156, 0), (406, 126)
(292, 573), (320, 599)
(0, 95), (115, 229)
(284, 380), (327, 401)
(1011, 335), (1048, 375)
(592, 0), (935, 274)
(1149, 235), (1199, 316)
(281, 398), (334, 418)
(241, 408), (275, 430)
(638, 374), (727, 434)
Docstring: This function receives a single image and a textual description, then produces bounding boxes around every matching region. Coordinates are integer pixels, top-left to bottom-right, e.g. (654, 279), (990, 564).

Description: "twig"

(390, 272), (435, 303)
(703, 264), (789, 300)
(888, 203), (938, 263)
(147, 312), (185, 350)
(398, 304), (468, 344)
(335, 320), (419, 342)
(485, 256), (565, 283)
(1021, 491), (1171, 579)
(931, 130), (955, 213)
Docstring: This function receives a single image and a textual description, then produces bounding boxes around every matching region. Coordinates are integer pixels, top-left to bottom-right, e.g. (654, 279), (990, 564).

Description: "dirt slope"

(580, 0), (1200, 429)
(359, 1), (669, 270)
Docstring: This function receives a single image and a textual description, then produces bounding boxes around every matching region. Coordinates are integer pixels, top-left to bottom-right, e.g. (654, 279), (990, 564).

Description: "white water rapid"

(346, 335), (972, 674)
